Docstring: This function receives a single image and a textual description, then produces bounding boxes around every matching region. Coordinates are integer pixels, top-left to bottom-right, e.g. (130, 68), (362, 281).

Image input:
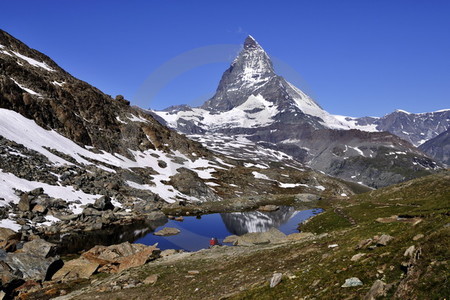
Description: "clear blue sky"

(1, 0), (449, 117)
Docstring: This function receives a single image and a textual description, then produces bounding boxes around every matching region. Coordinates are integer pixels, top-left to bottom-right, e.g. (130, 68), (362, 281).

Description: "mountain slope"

(419, 127), (450, 165)
(152, 36), (440, 188)
(0, 30), (363, 233)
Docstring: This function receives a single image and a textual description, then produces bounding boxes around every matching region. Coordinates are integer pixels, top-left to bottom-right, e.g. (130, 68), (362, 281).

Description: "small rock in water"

(270, 273), (282, 288)
(153, 227), (180, 236)
(341, 277), (363, 287)
(175, 216), (184, 222)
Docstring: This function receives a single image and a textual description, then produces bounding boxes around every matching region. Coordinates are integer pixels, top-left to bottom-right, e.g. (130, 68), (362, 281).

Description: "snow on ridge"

(395, 109), (411, 114)
(10, 78), (41, 96)
(154, 94), (279, 130)
(252, 171), (271, 180)
(286, 81), (365, 131)
(128, 114), (149, 123)
(51, 81), (65, 87)
(333, 115), (379, 132)
(11, 51), (55, 72)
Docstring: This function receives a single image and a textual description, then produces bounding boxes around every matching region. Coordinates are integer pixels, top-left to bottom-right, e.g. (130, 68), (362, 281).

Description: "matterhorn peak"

(244, 35), (260, 50)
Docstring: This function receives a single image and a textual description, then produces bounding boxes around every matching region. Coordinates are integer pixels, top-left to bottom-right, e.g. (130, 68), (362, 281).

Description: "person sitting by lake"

(209, 237), (220, 247)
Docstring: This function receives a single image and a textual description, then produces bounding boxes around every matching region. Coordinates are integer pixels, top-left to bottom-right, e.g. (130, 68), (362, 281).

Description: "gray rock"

(341, 277), (363, 287)
(146, 211), (167, 223)
(2, 252), (61, 280)
(169, 168), (220, 202)
(22, 239), (57, 258)
(18, 194), (31, 212)
(350, 253), (366, 262)
(404, 245), (415, 257)
(377, 234), (394, 246)
(93, 196), (114, 211)
(364, 280), (389, 300)
(30, 188), (44, 196)
(0, 227), (20, 242)
(270, 272), (282, 288)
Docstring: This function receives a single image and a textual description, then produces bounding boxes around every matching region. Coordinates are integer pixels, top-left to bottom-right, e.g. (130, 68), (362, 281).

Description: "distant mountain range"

(151, 36), (446, 188)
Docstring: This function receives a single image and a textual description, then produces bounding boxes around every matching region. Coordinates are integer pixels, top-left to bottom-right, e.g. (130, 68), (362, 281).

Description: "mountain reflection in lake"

(134, 207), (322, 252)
(221, 206), (297, 235)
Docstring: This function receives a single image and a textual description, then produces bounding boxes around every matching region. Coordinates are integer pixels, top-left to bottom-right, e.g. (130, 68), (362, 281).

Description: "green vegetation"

(29, 172), (450, 300)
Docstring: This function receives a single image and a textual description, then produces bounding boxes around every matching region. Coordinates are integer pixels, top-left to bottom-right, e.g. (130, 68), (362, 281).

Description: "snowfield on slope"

(0, 109), (226, 206)
(154, 94), (279, 130)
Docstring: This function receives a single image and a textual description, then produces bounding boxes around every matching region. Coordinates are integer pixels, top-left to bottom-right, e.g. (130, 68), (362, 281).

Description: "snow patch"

(252, 171), (271, 180)
(10, 78), (41, 96)
(11, 51), (55, 72)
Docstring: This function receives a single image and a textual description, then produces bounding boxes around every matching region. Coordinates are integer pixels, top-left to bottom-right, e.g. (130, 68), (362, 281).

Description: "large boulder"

(169, 168), (220, 202)
(81, 242), (160, 273)
(2, 253), (61, 280)
(17, 194), (31, 212)
(93, 196), (114, 211)
(52, 257), (99, 282)
(22, 239), (57, 258)
(0, 227), (21, 252)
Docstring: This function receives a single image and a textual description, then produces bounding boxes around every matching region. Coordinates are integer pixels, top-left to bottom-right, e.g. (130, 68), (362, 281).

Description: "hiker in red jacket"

(209, 237), (220, 247)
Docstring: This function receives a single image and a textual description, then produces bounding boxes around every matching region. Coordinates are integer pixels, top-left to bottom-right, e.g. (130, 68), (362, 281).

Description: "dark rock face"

(0, 29), (211, 160)
(169, 168), (220, 202)
(419, 128), (450, 165)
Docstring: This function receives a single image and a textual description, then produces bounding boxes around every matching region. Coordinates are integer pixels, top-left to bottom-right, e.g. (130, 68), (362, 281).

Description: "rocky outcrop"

(81, 242), (160, 273)
(169, 168), (220, 202)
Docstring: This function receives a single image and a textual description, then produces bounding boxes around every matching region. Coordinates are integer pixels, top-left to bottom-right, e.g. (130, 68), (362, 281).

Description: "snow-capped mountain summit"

(156, 35), (358, 133)
(202, 35), (277, 112)
(152, 36), (441, 188)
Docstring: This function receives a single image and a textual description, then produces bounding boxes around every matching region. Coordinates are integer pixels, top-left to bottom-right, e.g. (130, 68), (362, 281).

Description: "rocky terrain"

(0, 29), (370, 298)
(9, 171), (448, 300)
(152, 36), (443, 188)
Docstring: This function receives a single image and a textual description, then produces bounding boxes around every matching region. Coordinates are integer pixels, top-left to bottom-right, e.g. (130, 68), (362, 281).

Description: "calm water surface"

(134, 207), (322, 252)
